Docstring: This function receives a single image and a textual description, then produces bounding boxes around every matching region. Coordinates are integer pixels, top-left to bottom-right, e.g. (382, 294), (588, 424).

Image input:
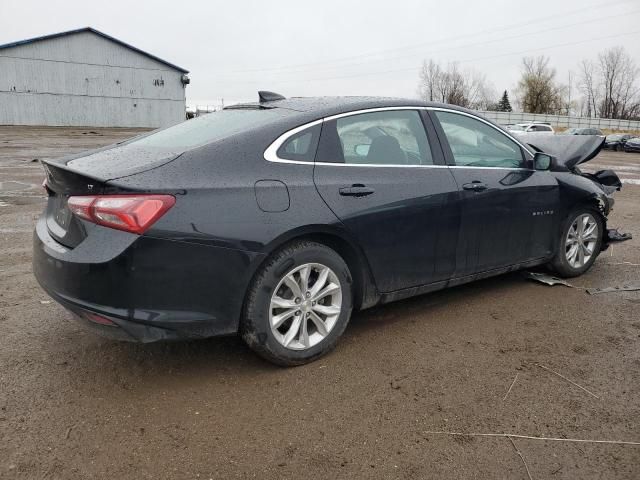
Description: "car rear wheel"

(550, 208), (603, 278)
(241, 241), (352, 366)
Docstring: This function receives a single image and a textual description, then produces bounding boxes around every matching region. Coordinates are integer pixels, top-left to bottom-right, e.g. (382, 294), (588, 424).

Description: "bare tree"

(516, 56), (566, 114)
(418, 60), (441, 102)
(598, 47), (640, 119)
(418, 60), (495, 110)
(579, 59), (599, 117)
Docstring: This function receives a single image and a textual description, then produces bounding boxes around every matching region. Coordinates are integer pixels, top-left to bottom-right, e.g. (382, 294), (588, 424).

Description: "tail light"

(84, 312), (117, 326)
(67, 194), (175, 234)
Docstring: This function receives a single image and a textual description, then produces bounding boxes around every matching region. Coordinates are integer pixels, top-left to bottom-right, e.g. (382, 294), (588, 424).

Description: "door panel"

(429, 110), (559, 276)
(448, 167), (558, 275)
(313, 109), (461, 292)
(315, 166), (460, 292)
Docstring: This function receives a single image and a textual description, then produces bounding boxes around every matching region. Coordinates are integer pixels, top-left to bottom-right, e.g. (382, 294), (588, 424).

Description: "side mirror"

(354, 144), (370, 157)
(533, 152), (556, 171)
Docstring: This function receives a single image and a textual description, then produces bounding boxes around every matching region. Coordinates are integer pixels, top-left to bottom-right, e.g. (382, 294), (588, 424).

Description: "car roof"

(227, 95), (474, 121)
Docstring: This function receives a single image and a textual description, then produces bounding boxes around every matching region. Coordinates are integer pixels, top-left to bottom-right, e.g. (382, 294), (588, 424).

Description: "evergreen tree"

(498, 90), (513, 112)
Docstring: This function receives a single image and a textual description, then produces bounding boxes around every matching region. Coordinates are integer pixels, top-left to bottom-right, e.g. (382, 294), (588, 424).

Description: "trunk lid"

(41, 143), (181, 248)
(44, 142), (183, 183)
(42, 162), (108, 248)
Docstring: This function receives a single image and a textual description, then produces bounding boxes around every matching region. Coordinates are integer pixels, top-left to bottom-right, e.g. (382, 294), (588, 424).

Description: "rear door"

(313, 109), (460, 292)
(429, 109), (559, 276)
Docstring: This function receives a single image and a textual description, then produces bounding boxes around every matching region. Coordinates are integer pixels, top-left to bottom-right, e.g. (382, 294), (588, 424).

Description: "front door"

(313, 109), (461, 292)
(429, 109), (559, 276)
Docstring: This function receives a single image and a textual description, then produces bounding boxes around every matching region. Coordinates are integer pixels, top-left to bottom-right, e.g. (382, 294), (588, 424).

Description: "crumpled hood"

(517, 134), (606, 169)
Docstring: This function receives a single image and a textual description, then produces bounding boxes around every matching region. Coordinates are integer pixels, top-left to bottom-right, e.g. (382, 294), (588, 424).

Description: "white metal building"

(0, 28), (189, 128)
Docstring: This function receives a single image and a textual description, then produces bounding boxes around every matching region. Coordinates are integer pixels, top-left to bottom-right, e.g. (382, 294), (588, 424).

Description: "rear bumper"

(33, 217), (264, 342)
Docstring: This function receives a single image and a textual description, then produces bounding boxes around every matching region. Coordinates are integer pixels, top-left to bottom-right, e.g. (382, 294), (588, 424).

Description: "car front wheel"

(550, 208), (603, 278)
(241, 241), (352, 366)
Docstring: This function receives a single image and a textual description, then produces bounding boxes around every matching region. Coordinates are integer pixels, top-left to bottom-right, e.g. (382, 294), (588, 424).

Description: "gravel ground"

(0, 127), (639, 479)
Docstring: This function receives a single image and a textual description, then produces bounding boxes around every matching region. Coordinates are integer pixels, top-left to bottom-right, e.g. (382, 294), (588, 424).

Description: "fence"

(477, 111), (640, 132)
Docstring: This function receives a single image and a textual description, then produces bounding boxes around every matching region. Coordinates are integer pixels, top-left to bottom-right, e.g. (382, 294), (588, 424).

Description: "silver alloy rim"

(269, 263), (342, 351)
(565, 213), (599, 269)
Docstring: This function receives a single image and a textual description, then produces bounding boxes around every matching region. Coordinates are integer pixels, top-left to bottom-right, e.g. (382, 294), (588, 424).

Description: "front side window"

(434, 111), (525, 168)
(316, 110), (433, 165)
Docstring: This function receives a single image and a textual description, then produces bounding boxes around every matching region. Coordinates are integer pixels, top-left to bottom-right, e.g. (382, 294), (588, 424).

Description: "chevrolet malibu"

(34, 93), (622, 366)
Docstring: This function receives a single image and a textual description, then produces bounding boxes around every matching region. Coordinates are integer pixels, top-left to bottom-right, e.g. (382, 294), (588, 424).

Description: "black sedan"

(623, 137), (640, 152)
(604, 134), (634, 151)
(34, 93), (622, 365)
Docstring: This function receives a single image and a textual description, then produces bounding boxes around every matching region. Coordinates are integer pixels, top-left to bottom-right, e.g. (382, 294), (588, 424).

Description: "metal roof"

(228, 95), (474, 117)
(0, 27), (189, 73)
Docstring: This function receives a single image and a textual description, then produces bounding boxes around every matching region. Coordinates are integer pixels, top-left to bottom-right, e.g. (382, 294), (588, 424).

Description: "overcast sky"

(2, 0), (639, 108)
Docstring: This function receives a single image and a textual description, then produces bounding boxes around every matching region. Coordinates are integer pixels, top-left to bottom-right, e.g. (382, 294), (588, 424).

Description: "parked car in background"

(604, 134), (634, 151)
(623, 137), (640, 152)
(561, 127), (604, 136)
(33, 93), (622, 366)
(506, 122), (555, 135)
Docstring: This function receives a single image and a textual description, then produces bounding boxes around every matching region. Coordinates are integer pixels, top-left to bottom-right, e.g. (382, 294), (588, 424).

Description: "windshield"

(130, 108), (290, 149)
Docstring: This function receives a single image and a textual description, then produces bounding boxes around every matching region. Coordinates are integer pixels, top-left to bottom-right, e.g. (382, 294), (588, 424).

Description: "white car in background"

(506, 122), (555, 136)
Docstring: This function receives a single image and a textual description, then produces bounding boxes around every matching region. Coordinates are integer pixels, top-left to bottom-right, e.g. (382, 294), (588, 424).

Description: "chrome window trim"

(263, 118), (324, 164)
(263, 105), (535, 167)
(314, 162), (449, 169)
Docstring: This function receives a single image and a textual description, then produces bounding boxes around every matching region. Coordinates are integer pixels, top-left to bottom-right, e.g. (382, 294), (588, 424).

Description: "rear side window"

(316, 110), (433, 165)
(130, 108), (289, 150)
(434, 111), (524, 169)
(276, 124), (321, 162)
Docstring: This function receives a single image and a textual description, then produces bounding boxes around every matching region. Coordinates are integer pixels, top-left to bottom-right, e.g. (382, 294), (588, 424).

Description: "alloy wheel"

(565, 213), (599, 268)
(269, 263), (342, 350)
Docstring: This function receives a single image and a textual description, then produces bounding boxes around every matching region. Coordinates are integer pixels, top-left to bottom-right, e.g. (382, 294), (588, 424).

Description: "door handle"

(462, 181), (488, 192)
(339, 184), (375, 197)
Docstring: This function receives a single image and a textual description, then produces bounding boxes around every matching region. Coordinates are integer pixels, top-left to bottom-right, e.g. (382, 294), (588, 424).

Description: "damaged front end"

(520, 134), (631, 250)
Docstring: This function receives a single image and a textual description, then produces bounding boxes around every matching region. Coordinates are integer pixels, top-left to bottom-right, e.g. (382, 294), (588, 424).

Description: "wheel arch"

(554, 174), (610, 248)
(246, 225), (379, 312)
(554, 193), (608, 258)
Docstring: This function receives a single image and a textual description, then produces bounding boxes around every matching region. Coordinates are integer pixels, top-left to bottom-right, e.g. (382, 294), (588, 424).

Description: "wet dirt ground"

(0, 127), (639, 479)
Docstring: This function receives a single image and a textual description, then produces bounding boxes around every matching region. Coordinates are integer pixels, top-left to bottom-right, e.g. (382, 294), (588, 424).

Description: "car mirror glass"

(533, 152), (554, 171)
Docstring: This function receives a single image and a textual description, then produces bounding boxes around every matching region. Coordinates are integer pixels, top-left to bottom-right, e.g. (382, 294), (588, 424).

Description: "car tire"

(550, 207), (604, 278)
(241, 241), (353, 366)
(616, 144), (622, 152)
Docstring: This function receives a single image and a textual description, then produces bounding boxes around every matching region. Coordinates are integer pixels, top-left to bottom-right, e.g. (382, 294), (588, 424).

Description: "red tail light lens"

(67, 194), (175, 234)
(84, 312), (117, 326)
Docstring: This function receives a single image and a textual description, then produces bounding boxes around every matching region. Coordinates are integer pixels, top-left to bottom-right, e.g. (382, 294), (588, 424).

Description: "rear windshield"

(130, 108), (289, 149)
